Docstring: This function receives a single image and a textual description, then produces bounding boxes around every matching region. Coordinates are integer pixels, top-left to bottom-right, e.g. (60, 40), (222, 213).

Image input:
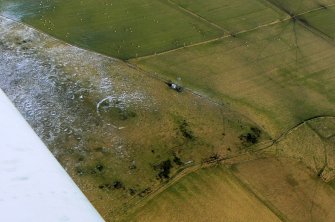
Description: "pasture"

(234, 157), (335, 222)
(299, 5), (335, 39)
(133, 20), (335, 137)
(170, 0), (287, 33)
(0, 0), (222, 59)
(129, 166), (282, 222)
(265, 0), (335, 14)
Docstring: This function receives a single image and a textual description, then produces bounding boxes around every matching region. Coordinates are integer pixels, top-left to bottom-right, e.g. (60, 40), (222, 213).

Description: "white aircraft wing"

(0, 89), (104, 222)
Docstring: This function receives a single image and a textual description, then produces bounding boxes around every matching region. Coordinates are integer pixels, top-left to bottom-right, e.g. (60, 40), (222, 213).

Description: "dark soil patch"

(179, 120), (195, 140)
(239, 127), (262, 146)
(96, 164), (104, 172)
(138, 187), (152, 197)
(318, 4), (328, 9)
(286, 175), (299, 187)
(98, 180), (125, 191)
(202, 153), (221, 164)
(173, 154), (183, 166)
(154, 159), (173, 180)
(118, 109), (137, 120)
(129, 188), (137, 196)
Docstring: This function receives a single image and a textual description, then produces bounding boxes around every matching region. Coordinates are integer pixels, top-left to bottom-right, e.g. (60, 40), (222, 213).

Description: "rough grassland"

(129, 166), (281, 222)
(132, 118), (335, 222)
(267, 117), (335, 182)
(134, 21), (335, 137)
(171, 0), (287, 33)
(0, 0), (221, 59)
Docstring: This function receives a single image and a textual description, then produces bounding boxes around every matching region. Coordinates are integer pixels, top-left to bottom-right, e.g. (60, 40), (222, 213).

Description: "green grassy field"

(0, 0), (223, 59)
(133, 20), (335, 137)
(170, 0), (287, 33)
